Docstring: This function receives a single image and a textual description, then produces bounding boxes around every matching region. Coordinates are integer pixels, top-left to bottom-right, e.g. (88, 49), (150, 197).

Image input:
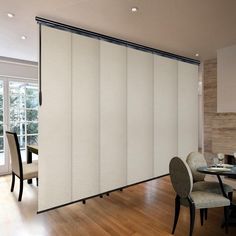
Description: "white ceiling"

(1, 0), (236, 62)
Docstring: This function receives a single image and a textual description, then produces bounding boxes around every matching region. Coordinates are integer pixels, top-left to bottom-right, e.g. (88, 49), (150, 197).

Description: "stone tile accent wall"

(204, 59), (217, 153)
(204, 59), (236, 155)
(203, 59), (236, 189)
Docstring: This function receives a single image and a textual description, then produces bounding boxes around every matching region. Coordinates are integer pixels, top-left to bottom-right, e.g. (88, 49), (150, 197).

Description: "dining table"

(27, 145), (38, 184)
(198, 165), (236, 227)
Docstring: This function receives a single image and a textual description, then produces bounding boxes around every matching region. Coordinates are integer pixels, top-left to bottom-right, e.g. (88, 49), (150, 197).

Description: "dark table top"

(27, 145), (38, 155)
(198, 166), (236, 177)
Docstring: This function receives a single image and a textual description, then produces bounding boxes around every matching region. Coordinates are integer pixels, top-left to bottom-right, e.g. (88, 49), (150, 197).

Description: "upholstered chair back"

(6, 132), (22, 177)
(169, 157), (193, 198)
(186, 152), (207, 182)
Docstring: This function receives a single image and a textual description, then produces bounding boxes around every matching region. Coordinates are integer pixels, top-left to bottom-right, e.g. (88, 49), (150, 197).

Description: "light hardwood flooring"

(0, 175), (236, 236)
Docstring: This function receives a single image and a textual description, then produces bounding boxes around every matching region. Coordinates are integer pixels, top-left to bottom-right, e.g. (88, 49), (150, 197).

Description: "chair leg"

(189, 203), (195, 236)
(228, 192), (233, 202)
(36, 178), (38, 186)
(200, 209), (204, 226)
(205, 209), (208, 220)
(172, 195), (180, 234)
(10, 172), (15, 192)
(224, 206), (229, 234)
(18, 179), (23, 201)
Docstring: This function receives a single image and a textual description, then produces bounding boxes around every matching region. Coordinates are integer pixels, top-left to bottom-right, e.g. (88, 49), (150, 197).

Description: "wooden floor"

(0, 175), (236, 236)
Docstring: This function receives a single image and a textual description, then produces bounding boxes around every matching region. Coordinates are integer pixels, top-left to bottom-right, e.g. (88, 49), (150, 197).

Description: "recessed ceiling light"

(7, 13), (15, 18)
(131, 7), (138, 12)
(195, 53), (199, 57)
(21, 35), (27, 40)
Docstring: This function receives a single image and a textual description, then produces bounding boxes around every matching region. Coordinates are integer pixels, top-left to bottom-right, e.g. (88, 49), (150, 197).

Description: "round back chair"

(169, 156), (193, 198)
(186, 152), (206, 182)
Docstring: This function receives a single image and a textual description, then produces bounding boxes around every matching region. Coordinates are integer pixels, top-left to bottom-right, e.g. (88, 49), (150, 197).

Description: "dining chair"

(169, 156), (230, 236)
(6, 131), (38, 201)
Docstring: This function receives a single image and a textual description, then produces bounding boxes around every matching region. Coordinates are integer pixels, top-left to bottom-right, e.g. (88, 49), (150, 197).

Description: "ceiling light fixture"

(21, 35), (27, 40)
(131, 7), (138, 12)
(7, 13), (15, 18)
(195, 53), (199, 57)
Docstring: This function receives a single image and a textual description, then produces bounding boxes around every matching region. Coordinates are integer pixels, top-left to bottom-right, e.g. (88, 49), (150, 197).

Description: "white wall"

(217, 44), (236, 112)
(0, 56), (38, 80)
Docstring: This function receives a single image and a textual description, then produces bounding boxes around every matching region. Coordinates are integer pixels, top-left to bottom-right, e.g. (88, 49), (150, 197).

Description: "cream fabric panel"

(100, 41), (127, 192)
(72, 34), (100, 200)
(154, 56), (178, 176)
(127, 48), (154, 185)
(178, 62), (199, 159)
(38, 26), (72, 211)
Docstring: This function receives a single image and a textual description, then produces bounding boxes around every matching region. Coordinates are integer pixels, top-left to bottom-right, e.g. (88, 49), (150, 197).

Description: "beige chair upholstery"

(169, 157), (230, 236)
(186, 152), (206, 182)
(23, 162), (38, 180)
(186, 152), (233, 196)
(6, 131), (38, 201)
(192, 181), (233, 194)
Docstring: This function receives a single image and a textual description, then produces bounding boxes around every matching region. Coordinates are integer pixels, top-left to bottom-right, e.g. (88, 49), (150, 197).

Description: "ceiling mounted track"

(36, 16), (200, 65)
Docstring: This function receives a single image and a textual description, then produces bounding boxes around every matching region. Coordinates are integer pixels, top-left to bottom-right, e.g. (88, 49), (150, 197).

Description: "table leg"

(217, 174), (236, 228)
(216, 175), (228, 198)
(27, 148), (32, 184)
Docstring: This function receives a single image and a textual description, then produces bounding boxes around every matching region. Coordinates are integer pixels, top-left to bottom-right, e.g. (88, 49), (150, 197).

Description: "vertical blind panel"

(38, 26), (72, 211)
(127, 48), (154, 185)
(178, 61), (199, 159)
(100, 41), (127, 192)
(72, 34), (100, 200)
(154, 56), (178, 177)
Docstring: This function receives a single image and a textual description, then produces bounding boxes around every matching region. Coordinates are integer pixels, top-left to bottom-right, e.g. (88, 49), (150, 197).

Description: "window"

(9, 82), (39, 162)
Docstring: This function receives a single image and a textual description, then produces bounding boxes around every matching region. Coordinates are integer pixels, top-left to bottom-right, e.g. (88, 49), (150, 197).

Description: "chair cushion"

(191, 191), (230, 209)
(23, 162), (38, 180)
(193, 181), (233, 194)
(181, 191), (230, 209)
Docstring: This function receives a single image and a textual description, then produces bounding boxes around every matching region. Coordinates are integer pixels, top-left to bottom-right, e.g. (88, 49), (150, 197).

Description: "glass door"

(9, 81), (39, 162)
(0, 78), (38, 175)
